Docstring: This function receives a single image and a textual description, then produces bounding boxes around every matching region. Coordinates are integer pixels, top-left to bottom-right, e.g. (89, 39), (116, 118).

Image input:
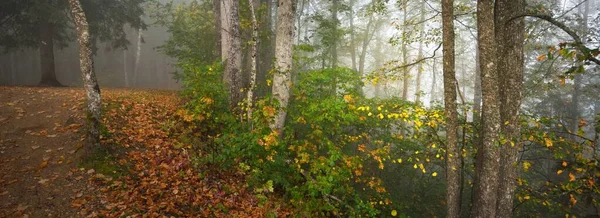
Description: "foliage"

(150, 0), (218, 66)
(0, 0), (148, 52)
(175, 56), (450, 216)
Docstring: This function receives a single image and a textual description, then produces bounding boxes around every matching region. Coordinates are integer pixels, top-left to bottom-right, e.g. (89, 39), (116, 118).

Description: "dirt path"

(0, 87), (89, 217)
(1, 86), (290, 217)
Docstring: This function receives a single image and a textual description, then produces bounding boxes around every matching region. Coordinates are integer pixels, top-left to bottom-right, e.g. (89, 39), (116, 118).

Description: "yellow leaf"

(523, 161), (531, 171)
(524, 195), (530, 200)
(343, 95), (353, 103)
(413, 164), (417, 169)
(569, 173), (575, 182)
(397, 158), (402, 164)
(544, 138), (553, 147)
(391, 210), (398, 217)
(432, 172), (437, 177)
(557, 170), (563, 175)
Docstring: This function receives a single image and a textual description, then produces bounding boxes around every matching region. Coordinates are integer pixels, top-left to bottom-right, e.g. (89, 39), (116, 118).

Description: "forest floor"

(0, 86), (289, 218)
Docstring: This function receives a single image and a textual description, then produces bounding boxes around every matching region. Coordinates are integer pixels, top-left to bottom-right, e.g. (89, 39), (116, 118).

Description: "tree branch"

(511, 12), (600, 66)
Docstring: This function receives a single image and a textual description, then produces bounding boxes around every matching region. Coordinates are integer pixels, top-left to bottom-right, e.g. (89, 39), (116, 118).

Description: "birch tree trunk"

(246, 0), (259, 122)
(442, 0), (461, 216)
(68, 0), (102, 146)
(472, 0), (501, 216)
(271, 0), (295, 135)
(495, 0), (525, 216)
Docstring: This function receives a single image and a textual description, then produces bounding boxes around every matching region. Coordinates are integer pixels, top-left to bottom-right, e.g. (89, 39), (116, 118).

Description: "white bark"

(246, 0), (259, 122)
(123, 49), (128, 87)
(271, 0), (295, 134)
(68, 0), (102, 145)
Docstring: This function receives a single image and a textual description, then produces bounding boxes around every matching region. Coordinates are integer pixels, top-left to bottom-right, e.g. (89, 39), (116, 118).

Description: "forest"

(0, 0), (599, 217)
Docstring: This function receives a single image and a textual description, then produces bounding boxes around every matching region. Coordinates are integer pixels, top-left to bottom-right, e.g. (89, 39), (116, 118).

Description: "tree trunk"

(133, 27), (143, 87)
(401, 0), (409, 100)
(473, 42), (482, 122)
(430, 57), (437, 104)
(472, 0), (501, 216)
(123, 49), (128, 87)
(495, 0), (525, 217)
(349, 0), (357, 72)
(10, 52), (17, 85)
(68, 0), (102, 146)
(221, 0), (243, 109)
(213, 0), (221, 58)
(331, 0), (338, 68)
(358, 16), (376, 76)
(442, 0), (461, 216)
(271, 0), (295, 135)
(39, 20), (62, 86)
(246, 0), (259, 122)
(415, 0), (426, 103)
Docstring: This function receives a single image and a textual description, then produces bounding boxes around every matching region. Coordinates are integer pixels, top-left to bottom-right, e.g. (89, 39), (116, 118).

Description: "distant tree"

(0, 0), (147, 86)
(271, 0), (295, 135)
(67, 0), (101, 146)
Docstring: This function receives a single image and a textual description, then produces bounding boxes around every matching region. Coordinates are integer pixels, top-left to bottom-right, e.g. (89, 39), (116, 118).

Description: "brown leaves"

(73, 90), (291, 217)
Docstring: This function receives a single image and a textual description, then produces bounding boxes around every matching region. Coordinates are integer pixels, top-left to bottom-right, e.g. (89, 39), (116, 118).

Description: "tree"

(246, 0), (259, 121)
(67, 0), (102, 146)
(271, 0), (295, 135)
(495, 0), (525, 216)
(471, 0), (501, 216)
(442, 0), (461, 216)
(0, 0), (147, 86)
(221, 0), (243, 109)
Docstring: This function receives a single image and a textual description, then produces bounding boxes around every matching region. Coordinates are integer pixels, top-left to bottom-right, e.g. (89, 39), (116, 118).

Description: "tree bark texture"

(68, 0), (102, 146)
(495, 0), (525, 217)
(213, 0), (221, 58)
(472, 0), (501, 216)
(271, 0), (295, 135)
(221, 0), (243, 109)
(133, 27), (143, 87)
(442, 0), (461, 216)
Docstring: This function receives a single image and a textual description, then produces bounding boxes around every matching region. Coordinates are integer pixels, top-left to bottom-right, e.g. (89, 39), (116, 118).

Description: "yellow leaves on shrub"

(258, 131), (278, 150)
(391, 210), (398, 217)
(343, 94), (354, 103)
(544, 138), (553, 147)
(262, 106), (276, 118)
(523, 161), (532, 172)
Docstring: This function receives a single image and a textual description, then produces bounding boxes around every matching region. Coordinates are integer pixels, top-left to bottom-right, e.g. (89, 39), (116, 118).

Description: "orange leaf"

(537, 54), (547, 62)
(569, 172), (575, 182)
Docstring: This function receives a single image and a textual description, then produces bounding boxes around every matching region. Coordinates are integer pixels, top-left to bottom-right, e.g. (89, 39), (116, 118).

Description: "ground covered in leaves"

(0, 86), (290, 217)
